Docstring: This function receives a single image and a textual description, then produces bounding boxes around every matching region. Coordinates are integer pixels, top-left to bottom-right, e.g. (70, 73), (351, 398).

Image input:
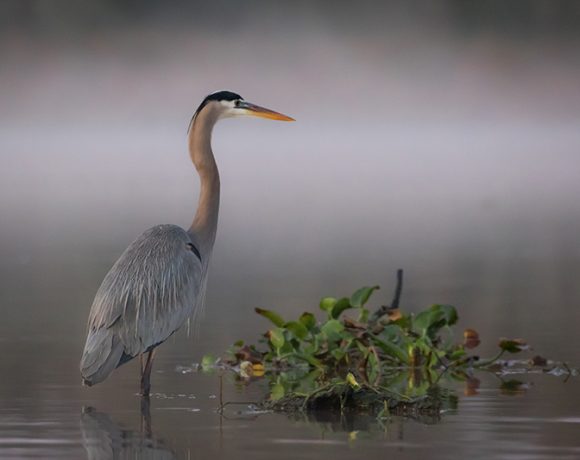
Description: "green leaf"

(270, 383), (286, 401)
(339, 330), (354, 341)
(269, 328), (285, 350)
(280, 339), (296, 354)
(358, 308), (369, 323)
(320, 297), (337, 312)
(299, 312), (317, 331)
(284, 321), (309, 340)
(296, 352), (324, 369)
(321, 319), (345, 342)
(331, 348), (346, 361)
(297, 369), (323, 392)
(313, 333), (322, 352)
(233, 339), (244, 347)
(201, 354), (216, 372)
(405, 378), (431, 398)
(413, 304), (458, 338)
(270, 382), (285, 401)
(499, 338), (528, 353)
(366, 350), (380, 384)
(371, 335), (409, 364)
(356, 340), (369, 356)
(255, 308), (285, 327)
(330, 297), (352, 319)
(350, 285), (380, 308)
(448, 348), (467, 361)
(436, 304), (458, 326)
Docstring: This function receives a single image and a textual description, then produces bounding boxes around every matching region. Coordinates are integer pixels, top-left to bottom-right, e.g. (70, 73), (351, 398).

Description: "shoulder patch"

(186, 242), (202, 262)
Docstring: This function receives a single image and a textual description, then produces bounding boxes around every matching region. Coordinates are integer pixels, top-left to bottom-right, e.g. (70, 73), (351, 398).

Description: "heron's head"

(189, 90), (294, 131)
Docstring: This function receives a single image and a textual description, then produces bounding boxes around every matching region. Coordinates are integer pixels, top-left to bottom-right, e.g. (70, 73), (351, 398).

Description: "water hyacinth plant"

(227, 271), (528, 379)
(211, 271), (566, 414)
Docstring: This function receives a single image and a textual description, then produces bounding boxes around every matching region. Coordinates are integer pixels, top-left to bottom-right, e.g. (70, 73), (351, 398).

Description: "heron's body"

(80, 91), (293, 394)
(81, 225), (203, 385)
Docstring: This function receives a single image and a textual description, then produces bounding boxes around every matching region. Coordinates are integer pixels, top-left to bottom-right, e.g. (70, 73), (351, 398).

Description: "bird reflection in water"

(80, 398), (175, 460)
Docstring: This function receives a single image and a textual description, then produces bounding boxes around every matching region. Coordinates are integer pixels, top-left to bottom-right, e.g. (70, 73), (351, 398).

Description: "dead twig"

(370, 269), (403, 325)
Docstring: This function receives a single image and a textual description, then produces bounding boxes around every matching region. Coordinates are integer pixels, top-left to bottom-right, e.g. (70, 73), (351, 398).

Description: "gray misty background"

(1, 0), (580, 399)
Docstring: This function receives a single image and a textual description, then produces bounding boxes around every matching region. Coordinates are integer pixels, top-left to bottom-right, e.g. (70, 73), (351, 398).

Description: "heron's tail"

(80, 328), (124, 386)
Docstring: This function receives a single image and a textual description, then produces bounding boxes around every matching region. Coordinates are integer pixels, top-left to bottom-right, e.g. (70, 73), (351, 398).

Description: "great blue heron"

(80, 90), (294, 396)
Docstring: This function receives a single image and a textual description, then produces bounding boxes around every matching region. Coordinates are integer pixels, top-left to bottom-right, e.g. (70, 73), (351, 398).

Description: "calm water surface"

(1, 238), (580, 460)
(1, 345), (580, 459)
(2, 7), (580, 457)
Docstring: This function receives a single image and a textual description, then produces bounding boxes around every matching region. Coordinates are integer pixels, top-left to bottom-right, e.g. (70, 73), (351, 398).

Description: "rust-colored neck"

(187, 107), (220, 260)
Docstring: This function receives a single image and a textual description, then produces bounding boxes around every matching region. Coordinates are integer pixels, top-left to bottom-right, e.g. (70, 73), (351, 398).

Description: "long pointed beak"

(238, 101), (295, 121)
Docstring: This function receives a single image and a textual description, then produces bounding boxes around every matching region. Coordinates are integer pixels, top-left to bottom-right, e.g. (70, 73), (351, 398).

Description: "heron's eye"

(234, 100), (241, 108)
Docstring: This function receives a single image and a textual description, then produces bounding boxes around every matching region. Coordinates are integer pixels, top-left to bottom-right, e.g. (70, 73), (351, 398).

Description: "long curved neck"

(187, 109), (220, 259)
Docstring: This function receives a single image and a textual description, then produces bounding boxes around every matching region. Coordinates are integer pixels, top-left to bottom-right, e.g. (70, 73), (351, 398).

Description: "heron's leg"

(140, 350), (156, 397)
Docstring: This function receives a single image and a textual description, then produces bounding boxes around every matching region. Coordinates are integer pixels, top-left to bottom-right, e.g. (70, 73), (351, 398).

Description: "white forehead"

(219, 99), (237, 108)
(213, 98), (244, 119)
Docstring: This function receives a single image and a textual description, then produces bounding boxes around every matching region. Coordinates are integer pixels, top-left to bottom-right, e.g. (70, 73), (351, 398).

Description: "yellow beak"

(239, 101), (295, 121)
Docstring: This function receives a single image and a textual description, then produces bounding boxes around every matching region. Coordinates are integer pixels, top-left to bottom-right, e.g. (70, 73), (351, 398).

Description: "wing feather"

(81, 224), (203, 383)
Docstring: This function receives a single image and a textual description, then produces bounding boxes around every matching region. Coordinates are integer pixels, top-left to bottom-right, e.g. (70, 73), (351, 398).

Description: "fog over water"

(1, 2), (580, 458)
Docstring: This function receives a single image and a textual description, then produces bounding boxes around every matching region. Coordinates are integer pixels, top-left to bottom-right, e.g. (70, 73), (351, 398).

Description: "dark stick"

(391, 269), (403, 309)
(370, 269), (404, 324)
(219, 372), (223, 408)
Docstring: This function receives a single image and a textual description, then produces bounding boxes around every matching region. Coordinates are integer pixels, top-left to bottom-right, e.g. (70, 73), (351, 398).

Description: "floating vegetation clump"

(208, 270), (574, 416)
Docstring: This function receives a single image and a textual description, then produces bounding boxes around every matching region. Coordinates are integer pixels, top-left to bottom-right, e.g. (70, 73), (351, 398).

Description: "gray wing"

(80, 224), (203, 385)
